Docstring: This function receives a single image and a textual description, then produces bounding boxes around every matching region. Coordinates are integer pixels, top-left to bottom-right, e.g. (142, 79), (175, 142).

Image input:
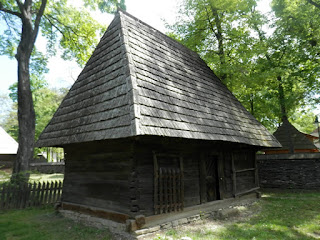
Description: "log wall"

(63, 139), (134, 216)
(257, 153), (320, 189)
(61, 137), (259, 218)
(133, 137), (257, 216)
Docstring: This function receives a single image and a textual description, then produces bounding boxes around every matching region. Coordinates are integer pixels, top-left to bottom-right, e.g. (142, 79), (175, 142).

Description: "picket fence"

(0, 180), (63, 210)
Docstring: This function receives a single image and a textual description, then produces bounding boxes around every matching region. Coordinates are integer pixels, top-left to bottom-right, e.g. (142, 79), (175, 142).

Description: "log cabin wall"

(132, 137), (201, 216)
(62, 139), (135, 216)
(132, 137), (259, 217)
(61, 136), (259, 218)
(257, 153), (320, 189)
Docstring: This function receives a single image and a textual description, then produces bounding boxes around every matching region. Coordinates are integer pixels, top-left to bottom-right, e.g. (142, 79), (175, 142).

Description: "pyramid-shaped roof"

(0, 127), (18, 154)
(270, 119), (318, 152)
(37, 10), (280, 148)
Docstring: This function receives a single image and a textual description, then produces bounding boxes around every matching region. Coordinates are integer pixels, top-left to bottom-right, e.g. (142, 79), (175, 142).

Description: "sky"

(0, 0), (184, 95)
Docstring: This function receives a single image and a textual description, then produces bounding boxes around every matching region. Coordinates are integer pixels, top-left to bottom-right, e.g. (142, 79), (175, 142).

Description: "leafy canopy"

(168, 0), (320, 131)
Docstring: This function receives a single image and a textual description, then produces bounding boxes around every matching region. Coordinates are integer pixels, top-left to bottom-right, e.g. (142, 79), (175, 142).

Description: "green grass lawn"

(0, 207), (112, 240)
(0, 189), (319, 240)
(156, 189), (320, 240)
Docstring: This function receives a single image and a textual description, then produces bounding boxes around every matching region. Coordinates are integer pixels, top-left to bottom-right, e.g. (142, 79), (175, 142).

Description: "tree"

(168, 0), (259, 86)
(7, 78), (67, 140)
(0, 0), (126, 176)
(168, 0), (320, 130)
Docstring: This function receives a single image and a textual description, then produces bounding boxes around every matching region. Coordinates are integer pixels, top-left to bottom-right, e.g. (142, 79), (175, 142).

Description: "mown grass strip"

(0, 207), (112, 240)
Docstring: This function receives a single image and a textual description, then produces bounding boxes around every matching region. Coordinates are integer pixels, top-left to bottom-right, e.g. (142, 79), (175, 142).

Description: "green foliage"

(290, 110), (316, 133)
(10, 171), (31, 186)
(5, 78), (66, 142)
(0, 0), (123, 67)
(41, 2), (106, 66)
(168, 0), (320, 130)
(83, 0), (126, 13)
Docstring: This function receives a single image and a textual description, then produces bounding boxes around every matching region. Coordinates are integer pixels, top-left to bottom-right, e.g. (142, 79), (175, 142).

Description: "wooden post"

(179, 155), (184, 210)
(217, 153), (225, 200)
(0, 183), (6, 209)
(159, 168), (163, 214)
(30, 182), (36, 207)
(231, 153), (237, 197)
(177, 169), (181, 211)
(172, 168), (177, 212)
(163, 168), (168, 213)
(52, 181), (57, 204)
(57, 181), (63, 202)
(153, 151), (158, 214)
(199, 153), (207, 204)
(254, 152), (259, 188)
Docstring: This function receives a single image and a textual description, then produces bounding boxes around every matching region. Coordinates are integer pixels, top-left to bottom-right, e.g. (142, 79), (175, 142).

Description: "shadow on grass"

(160, 190), (320, 240)
(213, 190), (320, 240)
(0, 207), (112, 240)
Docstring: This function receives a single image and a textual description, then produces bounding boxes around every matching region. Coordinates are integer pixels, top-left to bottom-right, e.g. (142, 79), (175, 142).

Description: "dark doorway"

(205, 156), (220, 201)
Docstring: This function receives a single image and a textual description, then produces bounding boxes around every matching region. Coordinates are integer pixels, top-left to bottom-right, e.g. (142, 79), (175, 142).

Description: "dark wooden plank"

(172, 168), (177, 211)
(217, 153), (226, 200)
(153, 151), (158, 214)
(31, 182), (37, 207)
(163, 168), (168, 213)
(254, 153), (259, 187)
(235, 168), (255, 173)
(231, 153), (236, 197)
(159, 168), (163, 214)
(0, 183), (6, 209)
(234, 187), (260, 197)
(199, 153), (207, 204)
(179, 155), (184, 210)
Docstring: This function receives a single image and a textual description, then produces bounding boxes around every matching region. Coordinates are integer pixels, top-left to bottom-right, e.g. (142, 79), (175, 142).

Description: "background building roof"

(269, 119), (318, 153)
(0, 127), (18, 154)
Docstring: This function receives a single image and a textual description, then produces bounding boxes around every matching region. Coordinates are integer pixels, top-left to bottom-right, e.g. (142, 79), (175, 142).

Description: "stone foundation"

(59, 192), (259, 239)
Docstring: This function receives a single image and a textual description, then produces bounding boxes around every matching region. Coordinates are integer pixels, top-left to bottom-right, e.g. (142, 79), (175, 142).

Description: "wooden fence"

(0, 181), (63, 210)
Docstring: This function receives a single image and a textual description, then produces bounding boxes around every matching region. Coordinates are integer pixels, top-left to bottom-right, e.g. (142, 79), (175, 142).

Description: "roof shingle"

(37, 10), (280, 148)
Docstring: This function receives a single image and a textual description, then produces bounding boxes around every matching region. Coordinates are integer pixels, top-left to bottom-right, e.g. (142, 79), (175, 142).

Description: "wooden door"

(200, 153), (223, 203)
(205, 156), (220, 201)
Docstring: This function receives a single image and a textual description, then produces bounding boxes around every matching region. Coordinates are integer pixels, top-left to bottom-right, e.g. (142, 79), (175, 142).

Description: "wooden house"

(0, 127), (18, 168)
(258, 119), (320, 189)
(37, 10), (280, 231)
(263, 119), (319, 154)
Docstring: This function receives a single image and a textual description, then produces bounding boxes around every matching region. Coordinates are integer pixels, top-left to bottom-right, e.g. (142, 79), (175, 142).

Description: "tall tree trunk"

(210, 7), (227, 82)
(277, 76), (287, 121)
(12, 3), (36, 176)
(14, 48), (35, 174)
(250, 94), (254, 115)
(278, 76), (294, 153)
(10, 0), (47, 178)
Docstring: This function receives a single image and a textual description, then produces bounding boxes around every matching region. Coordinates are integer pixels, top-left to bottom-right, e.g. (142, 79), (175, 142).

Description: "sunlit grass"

(0, 170), (64, 184)
(156, 189), (320, 240)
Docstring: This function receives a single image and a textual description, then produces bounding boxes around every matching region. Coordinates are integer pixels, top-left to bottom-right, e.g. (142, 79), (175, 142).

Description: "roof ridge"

(119, 11), (141, 135)
(117, 9), (202, 61)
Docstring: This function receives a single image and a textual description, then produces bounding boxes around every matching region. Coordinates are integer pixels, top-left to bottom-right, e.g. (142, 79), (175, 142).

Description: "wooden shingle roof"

(268, 119), (318, 153)
(37, 10), (281, 148)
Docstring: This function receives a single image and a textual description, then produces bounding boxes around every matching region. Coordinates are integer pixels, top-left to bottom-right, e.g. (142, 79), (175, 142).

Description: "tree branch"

(32, 0), (47, 42)
(15, 0), (25, 17)
(0, 3), (22, 18)
(306, 0), (320, 9)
